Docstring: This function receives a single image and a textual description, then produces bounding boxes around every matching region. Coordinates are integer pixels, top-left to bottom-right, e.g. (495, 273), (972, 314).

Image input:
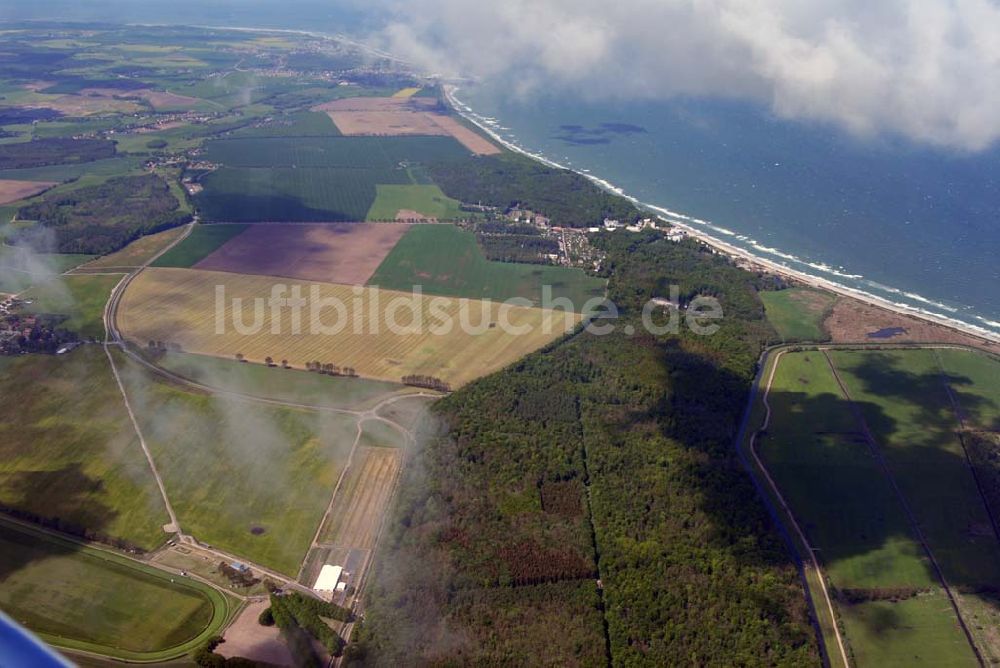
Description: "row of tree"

(400, 375), (450, 392)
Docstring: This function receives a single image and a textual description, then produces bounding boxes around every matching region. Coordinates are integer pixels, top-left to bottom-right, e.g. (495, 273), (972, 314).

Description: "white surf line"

(442, 86), (1000, 345)
(750, 350), (851, 668)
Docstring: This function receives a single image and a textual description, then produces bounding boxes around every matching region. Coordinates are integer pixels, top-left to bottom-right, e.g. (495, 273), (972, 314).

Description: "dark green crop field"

(230, 111), (342, 138)
(194, 166), (410, 221)
(0, 138), (116, 170)
(201, 135), (470, 169)
(368, 223), (606, 309)
(152, 224), (248, 267)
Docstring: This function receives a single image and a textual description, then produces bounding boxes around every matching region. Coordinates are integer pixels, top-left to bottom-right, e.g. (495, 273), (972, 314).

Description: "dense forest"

(17, 173), (190, 254)
(0, 137), (115, 169)
(477, 233), (560, 264)
(355, 231), (820, 666)
(428, 153), (640, 228)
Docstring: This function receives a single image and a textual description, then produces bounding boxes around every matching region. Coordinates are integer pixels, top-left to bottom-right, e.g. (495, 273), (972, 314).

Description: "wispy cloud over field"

(372, 0), (1000, 151)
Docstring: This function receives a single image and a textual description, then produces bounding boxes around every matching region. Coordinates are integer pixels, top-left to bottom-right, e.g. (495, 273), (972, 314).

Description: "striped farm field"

(117, 267), (581, 387)
(316, 445), (402, 550)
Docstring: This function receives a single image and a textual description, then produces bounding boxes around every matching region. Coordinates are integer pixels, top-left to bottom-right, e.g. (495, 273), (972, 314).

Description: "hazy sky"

(372, 0), (1000, 152)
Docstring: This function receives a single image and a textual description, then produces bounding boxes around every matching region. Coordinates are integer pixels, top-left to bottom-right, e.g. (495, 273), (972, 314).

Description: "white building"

(313, 564), (343, 599)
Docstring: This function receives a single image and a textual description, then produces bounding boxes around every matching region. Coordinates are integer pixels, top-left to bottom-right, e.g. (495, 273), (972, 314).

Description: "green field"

(0, 518), (231, 660)
(231, 110), (342, 138)
(367, 223), (606, 309)
(0, 348), (169, 550)
(359, 419), (407, 449)
(760, 352), (939, 590)
(366, 184), (464, 221)
(759, 288), (836, 341)
(0, 247), (94, 293)
(839, 593), (978, 667)
(757, 347), (1000, 665)
(156, 351), (408, 410)
(933, 348), (1000, 430)
(194, 167), (410, 222)
(151, 223), (248, 267)
(0, 156), (142, 189)
(113, 349), (358, 575)
(170, 71), (308, 108)
(23, 273), (121, 340)
(201, 135), (470, 169)
(829, 348), (1000, 588)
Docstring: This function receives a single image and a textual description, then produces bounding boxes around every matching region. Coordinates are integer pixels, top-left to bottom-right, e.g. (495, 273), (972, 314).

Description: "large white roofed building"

(313, 564), (343, 599)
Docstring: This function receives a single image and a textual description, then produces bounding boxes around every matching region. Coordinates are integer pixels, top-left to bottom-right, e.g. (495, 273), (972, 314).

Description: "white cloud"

(372, 0), (1000, 151)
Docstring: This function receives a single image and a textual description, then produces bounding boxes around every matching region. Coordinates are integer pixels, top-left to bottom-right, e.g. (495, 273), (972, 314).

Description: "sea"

(453, 86), (1000, 339)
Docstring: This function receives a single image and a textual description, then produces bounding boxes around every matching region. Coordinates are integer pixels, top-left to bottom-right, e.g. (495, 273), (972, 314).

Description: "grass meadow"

(23, 273), (122, 339)
(0, 518), (231, 660)
(156, 351), (408, 410)
(759, 352), (939, 590)
(0, 157), (143, 192)
(0, 247), (94, 293)
(758, 348), (1000, 665)
(0, 348), (169, 550)
(367, 224), (606, 308)
(366, 184), (464, 221)
(828, 348), (1000, 589)
(839, 592), (979, 667)
(81, 225), (190, 269)
(933, 348), (1000, 430)
(113, 348), (358, 575)
(759, 288), (835, 342)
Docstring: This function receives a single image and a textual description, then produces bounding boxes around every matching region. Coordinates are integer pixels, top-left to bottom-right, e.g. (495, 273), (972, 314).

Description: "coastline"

(443, 85), (1000, 347)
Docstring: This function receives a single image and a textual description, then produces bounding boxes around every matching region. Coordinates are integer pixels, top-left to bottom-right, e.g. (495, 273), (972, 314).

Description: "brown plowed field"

(314, 96), (500, 155)
(0, 179), (58, 204)
(193, 223), (411, 285)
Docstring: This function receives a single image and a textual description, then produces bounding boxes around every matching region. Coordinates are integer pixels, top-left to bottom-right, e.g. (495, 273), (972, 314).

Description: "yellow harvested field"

(392, 87), (422, 98)
(317, 446), (401, 550)
(117, 268), (581, 387)
(78, 226), (189, 270)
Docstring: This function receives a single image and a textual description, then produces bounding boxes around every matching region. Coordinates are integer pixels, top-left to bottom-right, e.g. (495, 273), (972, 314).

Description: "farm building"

(313, 564), (343, 598)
